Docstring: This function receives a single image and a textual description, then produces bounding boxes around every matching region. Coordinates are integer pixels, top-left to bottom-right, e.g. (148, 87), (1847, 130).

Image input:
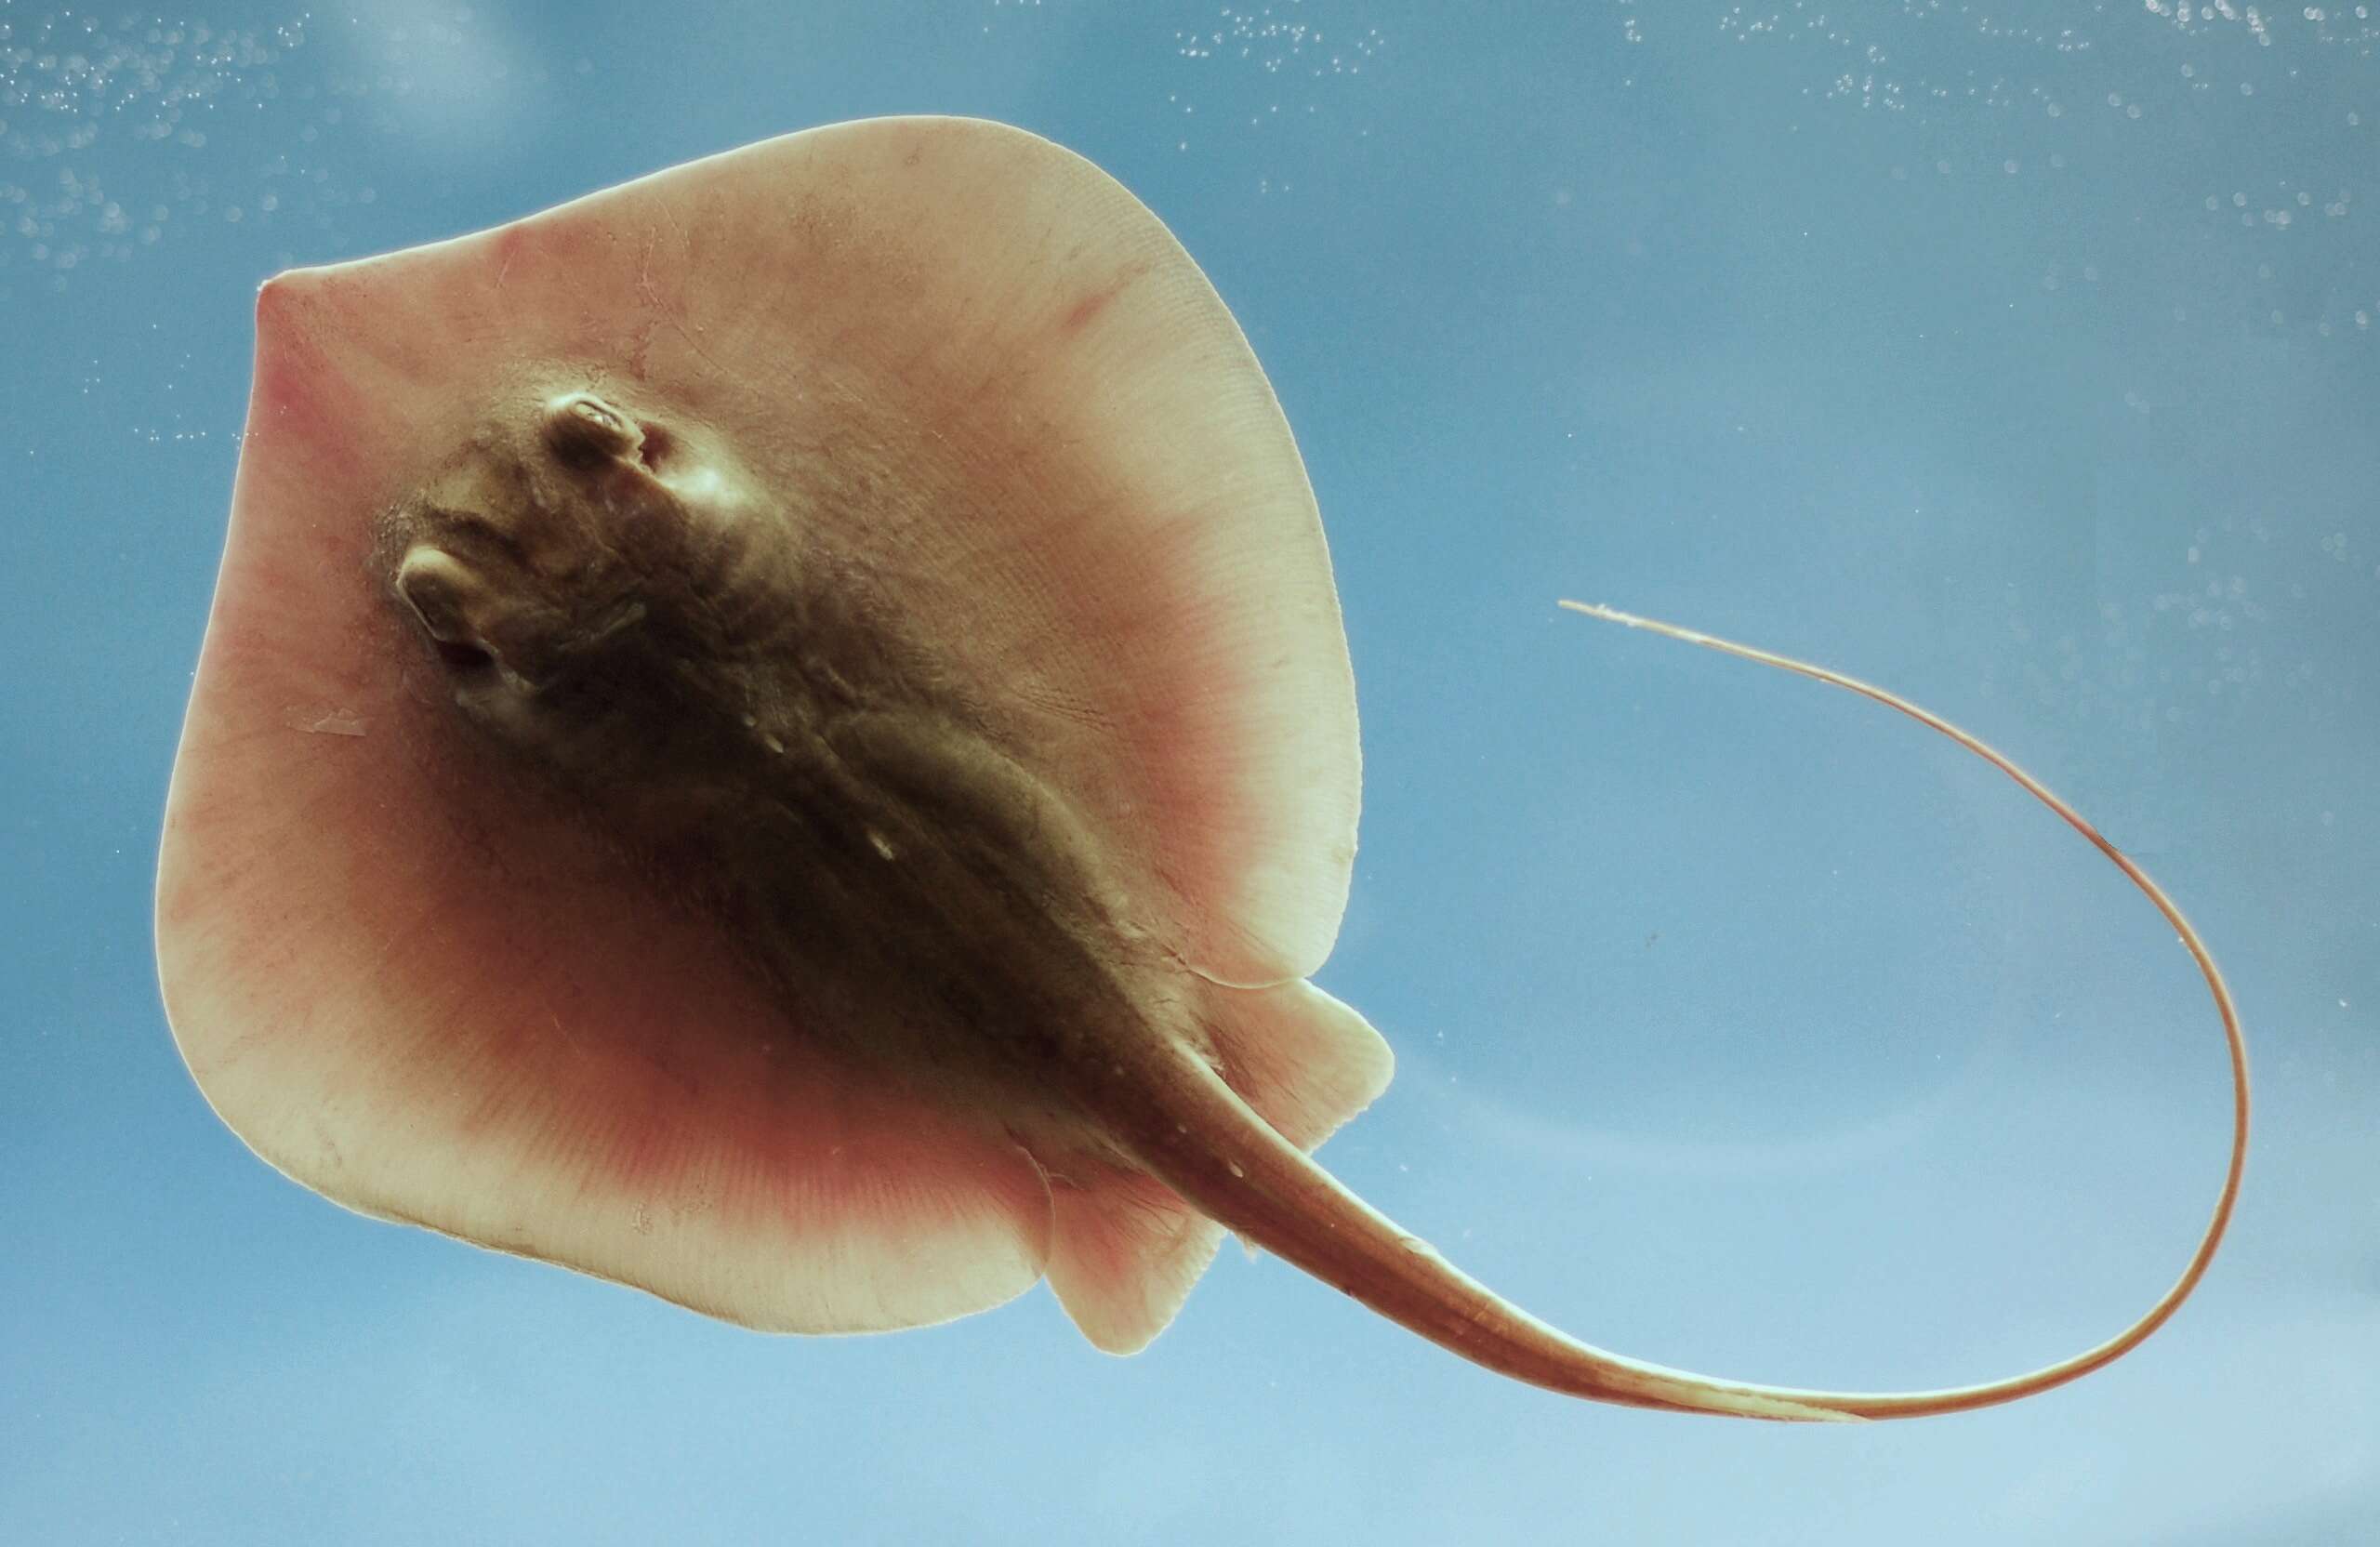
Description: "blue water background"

(4, 3), (2375, 1541)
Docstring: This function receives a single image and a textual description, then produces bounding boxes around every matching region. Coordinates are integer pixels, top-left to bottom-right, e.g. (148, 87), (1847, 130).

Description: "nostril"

(396, 549), (501, 678)
(396, 550), (464, 628)
(543, 392), (638, 468)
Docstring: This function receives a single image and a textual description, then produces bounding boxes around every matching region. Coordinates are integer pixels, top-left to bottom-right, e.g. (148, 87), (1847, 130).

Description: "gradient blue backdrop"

(5, 3), (2375, 1541)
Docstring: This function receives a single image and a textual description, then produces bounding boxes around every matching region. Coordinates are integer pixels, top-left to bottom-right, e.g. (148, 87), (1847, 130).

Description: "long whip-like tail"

(1513, 599), (2254, 1418)
(1119, 602), (2245, 1421)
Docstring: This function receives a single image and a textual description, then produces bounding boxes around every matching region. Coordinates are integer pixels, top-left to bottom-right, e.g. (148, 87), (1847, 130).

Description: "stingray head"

(382, 390), (774, 801)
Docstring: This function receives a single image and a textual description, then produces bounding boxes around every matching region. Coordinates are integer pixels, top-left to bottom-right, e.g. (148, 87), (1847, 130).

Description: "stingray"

(153, 116), (2247, 1422)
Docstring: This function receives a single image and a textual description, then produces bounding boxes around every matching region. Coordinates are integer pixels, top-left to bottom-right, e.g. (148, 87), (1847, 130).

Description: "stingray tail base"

(1124, 603), (2246, 1422)
(1122, 1021), (1868, 1421)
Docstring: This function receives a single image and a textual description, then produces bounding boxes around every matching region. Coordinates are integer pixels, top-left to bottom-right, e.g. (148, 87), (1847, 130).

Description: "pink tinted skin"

(367, 384), (2246, 1421)
(161, 116), (1369, 1347)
